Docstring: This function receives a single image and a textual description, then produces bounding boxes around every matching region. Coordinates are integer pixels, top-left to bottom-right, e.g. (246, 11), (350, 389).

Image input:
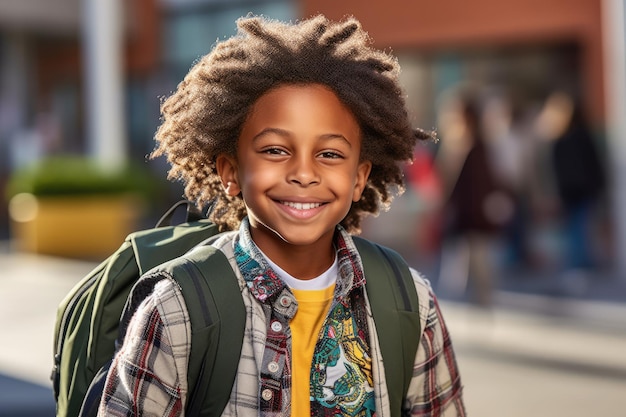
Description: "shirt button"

(261, 388), (273, 401)
(271, 321), (283, 332)
(279, 295), (292, 307)
(268, 361), (279, 373)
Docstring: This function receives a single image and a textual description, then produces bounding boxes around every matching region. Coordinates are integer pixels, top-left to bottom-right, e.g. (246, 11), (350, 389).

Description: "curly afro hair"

(151, 14), (432, 233)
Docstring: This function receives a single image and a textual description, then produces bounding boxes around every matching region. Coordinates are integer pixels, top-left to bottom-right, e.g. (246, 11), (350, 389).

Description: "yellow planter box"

(9, 193), (144, 259)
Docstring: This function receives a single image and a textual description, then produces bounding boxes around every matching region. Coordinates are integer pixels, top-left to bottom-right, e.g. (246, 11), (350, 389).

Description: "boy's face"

(217, 83), (371, 254)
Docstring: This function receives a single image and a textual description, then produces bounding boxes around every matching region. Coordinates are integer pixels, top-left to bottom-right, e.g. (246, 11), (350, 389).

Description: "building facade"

(1, 0), (621, 275)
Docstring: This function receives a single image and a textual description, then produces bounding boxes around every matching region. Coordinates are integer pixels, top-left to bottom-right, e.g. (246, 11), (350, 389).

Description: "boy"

(99, 15), (465, 416)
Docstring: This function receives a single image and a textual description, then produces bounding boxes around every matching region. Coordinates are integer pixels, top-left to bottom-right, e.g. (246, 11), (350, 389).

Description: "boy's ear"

(352, 160), (372, 202)
(215, 154), (241, 196)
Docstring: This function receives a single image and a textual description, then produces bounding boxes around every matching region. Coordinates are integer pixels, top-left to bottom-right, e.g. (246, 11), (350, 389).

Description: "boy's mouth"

(279, 201), (324, 210)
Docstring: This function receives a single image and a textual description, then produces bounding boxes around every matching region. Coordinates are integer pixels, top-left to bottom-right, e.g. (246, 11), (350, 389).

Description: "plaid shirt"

(98, 220), (465, 416)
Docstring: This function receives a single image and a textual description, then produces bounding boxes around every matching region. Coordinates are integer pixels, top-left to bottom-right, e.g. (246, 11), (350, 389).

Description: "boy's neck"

(250, 231), (336, 280)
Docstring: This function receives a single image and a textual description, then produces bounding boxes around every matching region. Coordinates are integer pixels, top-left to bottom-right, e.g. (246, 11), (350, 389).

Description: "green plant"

(5, 155), (161, 200)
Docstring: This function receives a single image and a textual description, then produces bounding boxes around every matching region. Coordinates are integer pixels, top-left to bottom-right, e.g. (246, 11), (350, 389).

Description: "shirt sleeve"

(406, 270), (466, 416)
(97, 276), (192, 417)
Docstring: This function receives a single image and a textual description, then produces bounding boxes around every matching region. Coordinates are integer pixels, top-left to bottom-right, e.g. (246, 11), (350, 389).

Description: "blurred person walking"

(435, 88), (514, 307)
(482, 93), (537, 270)
(536, 91), (606, 281)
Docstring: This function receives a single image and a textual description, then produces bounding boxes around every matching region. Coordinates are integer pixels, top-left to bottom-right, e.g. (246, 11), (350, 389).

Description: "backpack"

(51, 200), (222, 416)
(52, 200), (421, 417)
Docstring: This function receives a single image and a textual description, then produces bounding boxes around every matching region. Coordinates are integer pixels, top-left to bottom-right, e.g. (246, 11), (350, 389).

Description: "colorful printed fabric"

(310, 296), (375, 416)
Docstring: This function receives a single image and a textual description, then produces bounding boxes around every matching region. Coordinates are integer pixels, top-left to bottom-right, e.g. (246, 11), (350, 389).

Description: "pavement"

(1, 243), (626, 416)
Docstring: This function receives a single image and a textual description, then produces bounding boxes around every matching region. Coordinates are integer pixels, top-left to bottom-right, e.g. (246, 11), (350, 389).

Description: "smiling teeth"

(281, 201), (322, 210)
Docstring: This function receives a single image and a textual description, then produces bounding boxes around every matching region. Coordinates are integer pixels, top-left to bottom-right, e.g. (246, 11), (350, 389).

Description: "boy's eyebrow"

(252, 127), (353, 147)
(252, 127), (289, 141)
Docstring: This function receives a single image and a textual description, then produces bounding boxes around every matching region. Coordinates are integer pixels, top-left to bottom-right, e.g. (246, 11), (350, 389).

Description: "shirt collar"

(234, 218), (366, 305)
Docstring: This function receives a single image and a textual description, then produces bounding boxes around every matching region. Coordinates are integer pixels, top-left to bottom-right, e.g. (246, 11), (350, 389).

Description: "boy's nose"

(287, 157), (320, 186)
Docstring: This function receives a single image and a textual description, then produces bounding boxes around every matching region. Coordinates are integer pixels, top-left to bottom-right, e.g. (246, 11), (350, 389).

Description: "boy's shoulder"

(350, 234), (425, 276)
(209, 230), (239, 252)
(352, 235), (433, 310)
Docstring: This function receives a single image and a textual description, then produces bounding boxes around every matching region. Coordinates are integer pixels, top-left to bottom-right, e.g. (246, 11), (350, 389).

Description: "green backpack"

(51, 201), (421, 417)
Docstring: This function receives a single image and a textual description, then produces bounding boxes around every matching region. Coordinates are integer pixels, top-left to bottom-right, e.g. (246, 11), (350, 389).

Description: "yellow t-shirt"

(290, 284), (335, 417)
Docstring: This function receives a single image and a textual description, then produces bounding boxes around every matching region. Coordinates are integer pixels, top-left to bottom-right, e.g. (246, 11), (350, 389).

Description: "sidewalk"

(0, 249), (97, 417)
(1, 247), (625, 416)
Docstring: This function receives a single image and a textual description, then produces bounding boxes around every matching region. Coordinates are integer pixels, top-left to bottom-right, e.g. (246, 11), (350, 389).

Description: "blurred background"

(0, 0), (625, 416)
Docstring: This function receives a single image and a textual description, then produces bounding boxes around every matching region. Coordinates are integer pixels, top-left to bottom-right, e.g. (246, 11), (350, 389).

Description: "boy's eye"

(261, 147), (288, 156)
(319, 151), (343, 159)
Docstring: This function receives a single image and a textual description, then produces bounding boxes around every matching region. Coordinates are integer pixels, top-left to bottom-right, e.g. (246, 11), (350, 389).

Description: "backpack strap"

(113, 244), (244, 417)
(352, 236), (421, 417)
(176, 245), (246, 417)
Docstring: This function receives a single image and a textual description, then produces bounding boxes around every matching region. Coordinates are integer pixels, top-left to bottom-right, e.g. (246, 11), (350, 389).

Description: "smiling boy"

(98, 15), (465, 417)
(217, 84), (370, 277)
